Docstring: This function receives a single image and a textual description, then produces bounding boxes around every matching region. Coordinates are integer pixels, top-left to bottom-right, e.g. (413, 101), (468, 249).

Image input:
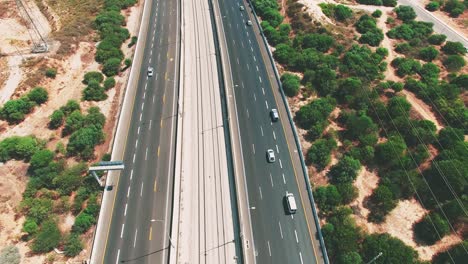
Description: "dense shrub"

(361, 233), (418, 263)
(441, 41), (467, 55)
(367, 185), (397, 222)
(296, 97), (336, 129)
(102, 57), (121, 76)
(319, 4), (353, 21)
(45, 68), (57, 78)
(307, 137), (337, 170)
(31, 220), (61, 253)
(67, 126), (105, 160)
(427, 34), (447, 45)
(64, 234), (83, 257)
(418, 46), (439, 62)
(0, 136), (41, 162)
(414, 212), (450, 244)
(372, 10), (382, 18)
(443, 55), (466, 71)
(27, 87), (48, 105)
(83, 79), (107, 101)
(60, 100), (81, 116)
(425, 1), (440, 11)
(0, 98), (34, 123)
(49, 109), (65, 129)
(443, 0), (466, 17)
(433, 241), (468, 264)
(103, 77), (116, 90)
(395, 5), (417, 22)
(281, 73), (301, 97)
(387, 21), (433, 40)
(72, 212), (95, 233)
(328, 156), (361, 184)
(83, 71), (104, 84)
(315, 185), (342, 212)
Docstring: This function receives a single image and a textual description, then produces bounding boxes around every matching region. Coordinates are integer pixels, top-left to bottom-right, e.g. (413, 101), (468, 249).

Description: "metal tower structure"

(15, 0), (48, 53)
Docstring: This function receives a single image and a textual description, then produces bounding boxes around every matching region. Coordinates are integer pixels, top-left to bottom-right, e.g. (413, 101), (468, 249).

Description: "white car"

(270, 109), (279, 122)
(247, 20), (252, 26)
(239, 6), (245, 11)
(285, 192), (297, 214)
(147, 67), (154, 77)
(266, 149), (275, 163)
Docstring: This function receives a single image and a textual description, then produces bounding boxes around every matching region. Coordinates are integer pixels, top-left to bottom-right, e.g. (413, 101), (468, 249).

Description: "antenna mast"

(15, 0), (48, 53)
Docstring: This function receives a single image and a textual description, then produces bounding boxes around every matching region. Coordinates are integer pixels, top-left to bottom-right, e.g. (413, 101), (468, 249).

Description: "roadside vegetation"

(0, 0), (137, 259)
(252, 0), (467, 262)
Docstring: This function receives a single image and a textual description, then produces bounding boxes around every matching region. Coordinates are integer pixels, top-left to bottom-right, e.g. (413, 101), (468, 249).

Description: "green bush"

(102, 57), (121, 76)
(296, 97), (336, 129)
(67, 126), (105, 160)
(124, 58), (132, 68)
(382, 0), (397, 7)
(375, 136), (407, 166)
(27, 87), (48, 105)
(433, 241), (468, 264)
(49, 110), (65, 129)
(32, 220), (61, 253)
(443, 55), (466, 71)
(60, 100), (81, 116)
(72, 212), (95, 233)
(83, 71), (104, 84)
(63, 110), (85, 136)
(427, 34), (447, 45)
(281, 73), (300, 97)
(22, 218), (39, 238)
(336, 183), (359, 204)
(367, 185), (397, 222)
(64, 234), (83, 257)
(356, 0), (383, 6)
(53, 163), (87, 195)
(0, 136), (41, 162)
(307, 138), (337, 170)
(414, 212), (450, 244)
(128, 36), (137, 47)
(0, 98), (34, 123)
(418, 46), (439, 62)
(334, 5), (353, 21)
(315, 185), (342, 212)
(103, 77), (116, 90)
(394, 5), (416, 22)
(372, 10), (382, 18)
(361, 233), (418, 263)
(425, 1), (440, 11)
(443, 0), (466, 17)
(441, 41), (467, 55)
(83, 79), (107, 101)
(0, 246), (21, 264)
(28, 149), (54, 174)
(45, 68), (57, 78)
(328, 156), (361, 184)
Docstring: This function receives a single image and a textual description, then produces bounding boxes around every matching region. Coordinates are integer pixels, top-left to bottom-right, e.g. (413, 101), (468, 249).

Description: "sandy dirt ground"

(0, 0), (144, 262)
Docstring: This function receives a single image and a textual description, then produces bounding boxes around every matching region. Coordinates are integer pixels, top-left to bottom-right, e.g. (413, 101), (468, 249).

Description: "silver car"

(247, 20), (252, 26)
(240, 6), (245, 11)
(266, 149), (275, 163)
(147, 67), (154, 77)
(270, 109), (279, 122)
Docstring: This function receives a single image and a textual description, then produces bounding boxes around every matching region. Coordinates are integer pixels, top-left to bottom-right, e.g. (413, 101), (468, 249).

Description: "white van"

(285, 192), (297, 214)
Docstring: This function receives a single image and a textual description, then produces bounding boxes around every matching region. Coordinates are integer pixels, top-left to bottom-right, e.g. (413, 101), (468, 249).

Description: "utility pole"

(15, 0), (48, 53)
(366, 252), (383, 264)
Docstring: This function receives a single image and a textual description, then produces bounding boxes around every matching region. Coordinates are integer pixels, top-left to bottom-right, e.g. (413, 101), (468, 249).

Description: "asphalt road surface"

(216, 0), (325, 263)
(102, 0), (180, 262)
(169, 0), (238, 261)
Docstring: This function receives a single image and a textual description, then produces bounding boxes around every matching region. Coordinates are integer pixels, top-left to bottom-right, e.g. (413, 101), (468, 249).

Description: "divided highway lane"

(217, 0), (323, 263)
(103, 0), (180, 263)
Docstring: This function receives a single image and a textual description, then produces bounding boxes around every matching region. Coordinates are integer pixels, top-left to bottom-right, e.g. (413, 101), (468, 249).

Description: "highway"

(102, 0), (180, 262)
(216, 0), (325, 263)
(398, 0), (468, 48)
(168, 0), (239, 261)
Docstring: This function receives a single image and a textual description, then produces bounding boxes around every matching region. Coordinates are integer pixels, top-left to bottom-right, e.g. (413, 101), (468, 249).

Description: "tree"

(0, 246), (20, 264)
(343, 113), (378, 145)
(433, 240), (468, 264)
(438, 127), (464, 149)
(425, 2), (440, 11)
(0, 136), (41, 162)
(84, 107), (106, 128)
(295, 97), (336, 129)
(414, 212), (450, 244)
(336, 183), (359, 204)
(67, 126), (105, 160)
(443, 55), (466, 71)
(395, 5), (417, 22)
(314, 185), (342, 212)
(387, 96), (412, 118)
(27, 87), (48, 105)
(273, 43), (296, 65)
(441, 41), (467, 55)
(83, 71), (104, 84)
(336, 252), (363, 264)
(419, 62), (440, 82)
(368, 185), (397, 222)
(419, 46), (439, 62)
(301, 33), (335, 52)
(281, 73), (300, 97)
(361, 233), (418, 264)
(0, 98), (34, 123)
(382, 0), (397, 7)
(425, 159), (467, 202)
(83, 79), (107, 101)
(335, 77), (362, 104)
(32, 220), (61, 253)
(102, 57), (121, 76)
(314, 67), (338, 96)
(63, 234), (83, 257)
(72, 212), (95, 233)
(375, 136), (407, 166)
(328, 156), (361, 184)
(307, 138), (337, 170)
(443, 0), (466, 17)
(262, 8), (284, 28)
(427, 34), (447, 45)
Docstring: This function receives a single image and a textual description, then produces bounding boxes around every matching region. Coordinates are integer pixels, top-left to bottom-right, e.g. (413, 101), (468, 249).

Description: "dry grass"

(34, 0), (105, 55)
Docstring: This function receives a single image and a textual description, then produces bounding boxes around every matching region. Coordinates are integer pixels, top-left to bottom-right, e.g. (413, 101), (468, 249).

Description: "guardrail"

(246, 1), (330, 263)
